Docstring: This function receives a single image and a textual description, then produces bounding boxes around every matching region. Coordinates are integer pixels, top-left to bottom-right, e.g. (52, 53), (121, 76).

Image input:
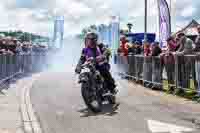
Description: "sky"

(0, 0), (199, 38)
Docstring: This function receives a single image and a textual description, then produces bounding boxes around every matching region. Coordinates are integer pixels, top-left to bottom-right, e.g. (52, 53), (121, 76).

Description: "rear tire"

(81, 83), (102, 113)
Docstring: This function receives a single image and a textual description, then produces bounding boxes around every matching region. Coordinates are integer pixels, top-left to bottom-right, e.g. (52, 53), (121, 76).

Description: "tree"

(90, 25), (97, 31)
(81, 28), (88, 37)
(127, 23), (133, 33)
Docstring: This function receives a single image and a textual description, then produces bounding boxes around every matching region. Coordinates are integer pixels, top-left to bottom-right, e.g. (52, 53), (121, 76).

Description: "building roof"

(175, 19), (199, 36)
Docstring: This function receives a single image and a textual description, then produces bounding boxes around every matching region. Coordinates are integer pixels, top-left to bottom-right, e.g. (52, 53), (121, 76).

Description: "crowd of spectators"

(0, 37), (48, 55)
(118, 25), (200, 57)
(117, 25), (200, 90)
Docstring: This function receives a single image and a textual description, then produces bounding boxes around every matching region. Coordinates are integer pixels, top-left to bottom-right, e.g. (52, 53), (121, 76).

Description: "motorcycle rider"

(75, 32), (118, 98)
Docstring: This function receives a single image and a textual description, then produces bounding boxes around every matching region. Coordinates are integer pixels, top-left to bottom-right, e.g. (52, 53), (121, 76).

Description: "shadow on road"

(78, 104), (119, 117)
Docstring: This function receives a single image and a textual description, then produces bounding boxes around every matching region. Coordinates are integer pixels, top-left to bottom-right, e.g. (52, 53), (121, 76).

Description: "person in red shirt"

(143, 41), (151, 56)
(167, 37), (177, 52)
(120, 36), (128, 56)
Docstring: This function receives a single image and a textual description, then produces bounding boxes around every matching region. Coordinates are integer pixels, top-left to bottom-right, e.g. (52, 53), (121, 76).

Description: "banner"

(157, 0), (171, 49)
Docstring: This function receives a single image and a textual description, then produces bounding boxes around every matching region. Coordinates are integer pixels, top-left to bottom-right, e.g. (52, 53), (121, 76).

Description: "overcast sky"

(0, 0), (198, 37)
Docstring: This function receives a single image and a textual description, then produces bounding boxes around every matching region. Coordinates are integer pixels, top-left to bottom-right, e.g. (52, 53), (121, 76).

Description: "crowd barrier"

(115, 53), (200, 95)
(0, 52), (49, 86)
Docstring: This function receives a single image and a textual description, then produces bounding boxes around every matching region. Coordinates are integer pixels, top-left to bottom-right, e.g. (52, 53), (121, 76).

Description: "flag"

(158, 0), (171, 49)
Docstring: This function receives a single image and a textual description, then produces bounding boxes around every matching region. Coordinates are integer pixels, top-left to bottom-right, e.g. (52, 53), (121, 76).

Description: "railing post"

(152, 56), (162, 89)
(196, 54), (200, 96)
(175, 53), (178, 89)
(0, 56), (3, 79)
(143, 56), (152, 87)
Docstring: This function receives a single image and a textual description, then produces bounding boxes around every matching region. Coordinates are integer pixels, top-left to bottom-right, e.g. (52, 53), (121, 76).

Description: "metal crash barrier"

(115, 53), (200, 95)
(0, 53), (49, 86)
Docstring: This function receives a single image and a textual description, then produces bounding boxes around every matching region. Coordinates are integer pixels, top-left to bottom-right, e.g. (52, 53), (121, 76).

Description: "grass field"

(163, 80), (200, 102)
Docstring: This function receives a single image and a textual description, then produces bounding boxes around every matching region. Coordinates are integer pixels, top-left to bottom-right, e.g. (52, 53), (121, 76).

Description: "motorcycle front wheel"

(81, 83), (102, 113)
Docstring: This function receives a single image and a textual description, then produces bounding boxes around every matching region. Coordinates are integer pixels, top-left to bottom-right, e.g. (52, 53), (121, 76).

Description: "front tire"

(108, 95), (116, 104)
(81, 83), (102, 113)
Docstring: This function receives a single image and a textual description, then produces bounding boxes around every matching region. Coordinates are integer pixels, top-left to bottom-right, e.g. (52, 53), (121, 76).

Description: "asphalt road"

(30, 71), (200, 133)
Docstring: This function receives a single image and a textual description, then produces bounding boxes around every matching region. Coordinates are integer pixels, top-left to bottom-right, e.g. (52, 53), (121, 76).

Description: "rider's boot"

(110, 84), (118, 95)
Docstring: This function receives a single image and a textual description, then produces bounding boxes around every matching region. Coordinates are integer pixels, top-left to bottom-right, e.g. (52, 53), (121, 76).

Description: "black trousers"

(97, 64), (116, 91)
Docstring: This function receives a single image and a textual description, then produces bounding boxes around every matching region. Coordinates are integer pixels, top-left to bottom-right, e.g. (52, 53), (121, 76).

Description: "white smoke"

(46, 36), (84, 72)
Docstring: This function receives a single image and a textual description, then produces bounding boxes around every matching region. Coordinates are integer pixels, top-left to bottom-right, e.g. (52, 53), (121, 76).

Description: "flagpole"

(157, 0), (161, 44)
(170, 0), (172, 34)
(144, 0), (147, 41)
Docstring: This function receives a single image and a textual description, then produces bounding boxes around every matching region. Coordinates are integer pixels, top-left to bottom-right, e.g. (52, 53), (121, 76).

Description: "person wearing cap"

(151, 42), (162, 56)
(176, 32), (194, 54)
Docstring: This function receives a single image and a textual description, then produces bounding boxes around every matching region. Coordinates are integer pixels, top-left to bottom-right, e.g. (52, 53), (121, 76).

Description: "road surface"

(30, 71), (200, 133)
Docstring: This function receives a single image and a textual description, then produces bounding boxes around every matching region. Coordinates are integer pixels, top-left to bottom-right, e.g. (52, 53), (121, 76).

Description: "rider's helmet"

(85, 32), (98, 42)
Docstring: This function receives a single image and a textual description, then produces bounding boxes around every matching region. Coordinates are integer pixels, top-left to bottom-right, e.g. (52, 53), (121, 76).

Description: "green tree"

(127, 23), (133, 33)
(90, 25), (97, 31)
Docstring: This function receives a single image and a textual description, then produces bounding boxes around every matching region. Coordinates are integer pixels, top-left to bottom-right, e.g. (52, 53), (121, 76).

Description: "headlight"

(81, 68), (90, 73)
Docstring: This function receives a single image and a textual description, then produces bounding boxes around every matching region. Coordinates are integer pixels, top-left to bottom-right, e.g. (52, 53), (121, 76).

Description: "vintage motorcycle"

(77, 57), (116, 113)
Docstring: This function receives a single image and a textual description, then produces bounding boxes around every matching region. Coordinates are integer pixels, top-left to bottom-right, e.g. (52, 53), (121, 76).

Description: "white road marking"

(147, 119), (195, 133)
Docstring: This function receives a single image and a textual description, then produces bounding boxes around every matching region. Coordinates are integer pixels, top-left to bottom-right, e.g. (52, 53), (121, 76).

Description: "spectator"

(151, 42), (163, 89)
(143, 40), (152, 87)
(175, 35), (181, 51)
(176, 32), (194, 54)
(128, 41), (136, 54)
(159, 37), (179, 92)
(15, 42), (23, 55)
(176, 32), (196, 89)
(167, 37), (177, 52)
(143, 40), (151, 56)
(135, 41), (142, 55)
(7, 49), (14, 55)
(151, 42), (162, 56)
(120, 36), (129, 56)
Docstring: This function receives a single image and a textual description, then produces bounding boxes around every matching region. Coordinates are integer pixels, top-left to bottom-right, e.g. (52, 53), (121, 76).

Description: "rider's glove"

(75, 67), (81, 74)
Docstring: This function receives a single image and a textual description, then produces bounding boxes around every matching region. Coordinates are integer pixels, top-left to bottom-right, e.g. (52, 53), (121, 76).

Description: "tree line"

(0, 30), (49, 42)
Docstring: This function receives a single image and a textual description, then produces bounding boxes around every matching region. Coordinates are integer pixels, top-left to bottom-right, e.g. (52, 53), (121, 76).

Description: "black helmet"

(85, 32), (98, 42)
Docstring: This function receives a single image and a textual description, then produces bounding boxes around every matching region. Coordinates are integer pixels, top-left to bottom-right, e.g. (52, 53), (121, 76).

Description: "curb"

(20, 74), (43, 133)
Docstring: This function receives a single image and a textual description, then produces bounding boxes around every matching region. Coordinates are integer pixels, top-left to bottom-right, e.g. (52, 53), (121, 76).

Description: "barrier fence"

(0, 53), (49, 85)
(115, 53), (200, 96)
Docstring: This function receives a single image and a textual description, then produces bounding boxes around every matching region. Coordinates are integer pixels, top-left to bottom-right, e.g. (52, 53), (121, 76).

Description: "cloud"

(0, 0), (199, 38)
(180, 6), (196, 18)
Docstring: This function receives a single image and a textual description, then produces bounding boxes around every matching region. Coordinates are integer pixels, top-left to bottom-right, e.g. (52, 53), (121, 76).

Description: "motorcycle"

(77, 57), (116, 113)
